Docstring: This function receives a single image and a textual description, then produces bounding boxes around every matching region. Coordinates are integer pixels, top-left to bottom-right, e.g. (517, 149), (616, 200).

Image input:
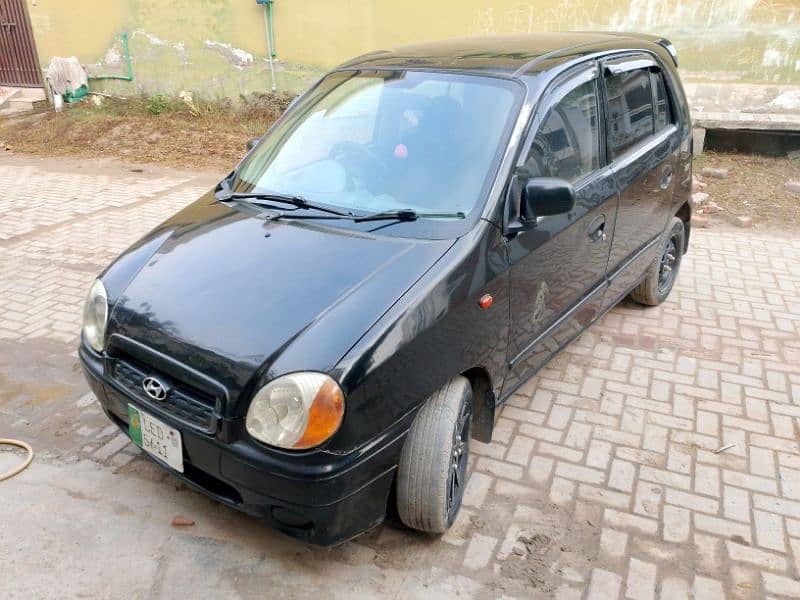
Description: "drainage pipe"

(263, 3), (277, 91)
(88, 32), (134, 82)
(267, 0), (277, 58)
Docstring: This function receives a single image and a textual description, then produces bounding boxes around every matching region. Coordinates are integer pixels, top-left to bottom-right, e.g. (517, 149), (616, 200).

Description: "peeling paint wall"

(24, 0), (800, 99)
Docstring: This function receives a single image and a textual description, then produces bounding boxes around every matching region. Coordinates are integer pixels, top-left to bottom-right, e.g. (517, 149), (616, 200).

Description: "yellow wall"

(24, 0), (800, 97)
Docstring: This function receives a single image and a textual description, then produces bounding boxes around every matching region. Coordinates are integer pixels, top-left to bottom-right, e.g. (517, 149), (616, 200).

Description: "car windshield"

(231, 70), (522, 223)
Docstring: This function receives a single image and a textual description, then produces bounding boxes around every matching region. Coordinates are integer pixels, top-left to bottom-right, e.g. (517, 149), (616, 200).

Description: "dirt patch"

(693, 152), (800, 231)
(0, 92), (294, 171)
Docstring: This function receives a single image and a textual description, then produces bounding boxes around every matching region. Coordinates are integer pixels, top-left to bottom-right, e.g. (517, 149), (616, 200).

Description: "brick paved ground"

(1, 155), (800, 598)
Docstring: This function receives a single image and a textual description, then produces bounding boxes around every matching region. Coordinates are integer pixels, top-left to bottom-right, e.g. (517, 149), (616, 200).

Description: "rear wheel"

(629, 216), (685, 306)
(396, 376), (472, 533)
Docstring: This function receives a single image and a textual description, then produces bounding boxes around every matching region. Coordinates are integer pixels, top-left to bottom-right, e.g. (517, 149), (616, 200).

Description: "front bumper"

(79, 344), (403, 545)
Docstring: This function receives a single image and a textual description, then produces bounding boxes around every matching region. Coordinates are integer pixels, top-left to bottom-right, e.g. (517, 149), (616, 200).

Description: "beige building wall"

(24, 0), (800, 112)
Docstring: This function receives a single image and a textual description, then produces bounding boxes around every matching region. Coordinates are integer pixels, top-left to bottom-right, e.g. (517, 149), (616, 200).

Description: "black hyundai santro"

(80, 32), (692, 544)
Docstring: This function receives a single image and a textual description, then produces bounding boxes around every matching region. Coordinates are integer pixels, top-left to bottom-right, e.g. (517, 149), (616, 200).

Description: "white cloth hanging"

(45, 57), (88, 95)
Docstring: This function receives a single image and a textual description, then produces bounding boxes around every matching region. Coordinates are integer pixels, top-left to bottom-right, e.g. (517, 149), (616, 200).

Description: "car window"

(604, 68), (654, 158)
(234, 70), (521, 218)
(525, 79), (600, 183)
(652, 70), (672, 132)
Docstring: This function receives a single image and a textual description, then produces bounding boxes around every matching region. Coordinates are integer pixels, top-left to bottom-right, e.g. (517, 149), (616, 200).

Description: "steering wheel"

(329, 141), (387, 191)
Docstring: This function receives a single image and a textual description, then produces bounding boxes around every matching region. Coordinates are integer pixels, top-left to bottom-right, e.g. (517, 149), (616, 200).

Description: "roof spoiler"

(581, 32), (679, 67)
(654, 37), (679, 67)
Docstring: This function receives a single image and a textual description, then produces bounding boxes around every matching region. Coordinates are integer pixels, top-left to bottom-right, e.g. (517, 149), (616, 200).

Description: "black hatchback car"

(80, 32), (692, 545)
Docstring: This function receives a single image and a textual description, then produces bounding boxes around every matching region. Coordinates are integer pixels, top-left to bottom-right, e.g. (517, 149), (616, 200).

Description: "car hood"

(107, 196), (453, 408)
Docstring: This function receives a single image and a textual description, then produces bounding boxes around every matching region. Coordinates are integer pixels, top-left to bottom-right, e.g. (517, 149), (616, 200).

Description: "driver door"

(502, 63), (618, 396)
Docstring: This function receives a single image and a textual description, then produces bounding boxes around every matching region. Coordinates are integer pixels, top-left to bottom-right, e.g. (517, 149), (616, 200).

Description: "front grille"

(111, 358), (218, 433)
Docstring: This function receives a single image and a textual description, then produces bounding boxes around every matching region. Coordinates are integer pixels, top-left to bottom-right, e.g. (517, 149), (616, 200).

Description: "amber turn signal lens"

(294, 378), (345, 449)
(478, 294), (493, 309)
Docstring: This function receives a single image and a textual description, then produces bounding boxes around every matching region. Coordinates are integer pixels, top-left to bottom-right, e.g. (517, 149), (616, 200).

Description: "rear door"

(601, 54), (681, 304)
(503, 63), (617, 396)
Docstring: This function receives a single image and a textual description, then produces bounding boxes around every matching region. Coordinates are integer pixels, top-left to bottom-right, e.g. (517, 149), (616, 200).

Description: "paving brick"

(665, 489), (719, 514)
(659, 577), (690, 600)
(599, 528), (628, 559)
(505, 434), (536, 466)
(555, 462), (606, 486)
(639, 466), (691, 491)
(725, 540), (788, 571)
(608, 459), (636, 493)
(693, 576), (725, 600)
(537, 440), (584, 463)
(749, 446), (776, 478)
(605, 508), (658, 535)
(476, 457), (523, 481)
(694, 513), (752, 543)
(529, 455), (554, 484)
(578, 484), (630, 510)
(762, 572), (800, 597)
(463, 472), (493, 508)
(92, 433), (130, 461)
(550, 477), (576, 504)
(586, 439), (612, 470)
(694, 464), (721, 498)
(722, 485), (751, 523)
(586, 568), (622, 600)
(663, 505), (690, 543)
(634, 481), (663, 519)
(625, 557), (656, 600)
(693, 532), (724, 573)
(722, 470), (778, 495)
(462, 533), (497, 569)
(754, 510), (786, 552)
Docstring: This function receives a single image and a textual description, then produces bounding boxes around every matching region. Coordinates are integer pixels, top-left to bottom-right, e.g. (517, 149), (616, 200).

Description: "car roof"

(339, 32), (674, 77)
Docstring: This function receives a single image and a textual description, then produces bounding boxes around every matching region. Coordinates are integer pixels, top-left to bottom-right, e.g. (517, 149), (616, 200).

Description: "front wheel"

(629, 216), (686, 306)
(396, 376), (472, 533)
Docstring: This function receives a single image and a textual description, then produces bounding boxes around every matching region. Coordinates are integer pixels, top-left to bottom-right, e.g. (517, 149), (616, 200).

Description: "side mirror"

(522, 177), (575, 219)
(506, 176), (575, 233)
(246, 137), (262, 151)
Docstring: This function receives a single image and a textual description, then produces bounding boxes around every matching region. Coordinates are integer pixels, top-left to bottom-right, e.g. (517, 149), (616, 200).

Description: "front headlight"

(82, 279), (108, 352)
(246, 372), (345, 450)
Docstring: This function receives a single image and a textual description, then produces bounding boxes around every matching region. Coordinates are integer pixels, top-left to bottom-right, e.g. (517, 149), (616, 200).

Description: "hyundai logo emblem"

(142, 376), (168, 401)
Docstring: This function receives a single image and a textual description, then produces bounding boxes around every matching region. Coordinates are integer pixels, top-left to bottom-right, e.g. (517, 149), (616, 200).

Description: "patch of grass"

(0, 91), (296, 170)
(145, 93), (172, 115)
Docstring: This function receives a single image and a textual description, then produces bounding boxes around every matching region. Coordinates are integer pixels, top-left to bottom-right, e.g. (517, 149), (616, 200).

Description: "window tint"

(525, 79), (600, 183)
(652, 70), (671, 131)
(605, 68), (654, 157)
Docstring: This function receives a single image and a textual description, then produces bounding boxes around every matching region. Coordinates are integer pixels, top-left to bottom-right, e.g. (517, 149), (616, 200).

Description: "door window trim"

(604, 56), (659, 75)
(516, 60), (605, 190)
(609, 123), (678, 174)
(601, 52), (679, 166)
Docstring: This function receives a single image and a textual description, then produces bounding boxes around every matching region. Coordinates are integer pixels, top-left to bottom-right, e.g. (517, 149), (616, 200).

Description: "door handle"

(660, 165), (674, 190)
(588, 216), (607, 243)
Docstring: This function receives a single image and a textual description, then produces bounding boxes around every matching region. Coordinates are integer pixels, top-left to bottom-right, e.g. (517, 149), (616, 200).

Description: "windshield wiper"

(219, 192), (353, 217)
(354, 209), (466, 223)
(219, 193), (465, 224)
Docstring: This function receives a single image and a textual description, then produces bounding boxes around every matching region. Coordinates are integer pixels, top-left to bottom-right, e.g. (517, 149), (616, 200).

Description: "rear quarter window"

(652, 70), (672, 131)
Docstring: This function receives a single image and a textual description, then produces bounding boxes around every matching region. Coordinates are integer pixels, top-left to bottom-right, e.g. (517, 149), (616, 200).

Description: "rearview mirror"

(247, 137), (262, 151)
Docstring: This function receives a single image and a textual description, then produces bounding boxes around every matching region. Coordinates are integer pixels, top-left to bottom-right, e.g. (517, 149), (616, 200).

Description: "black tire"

(629, 216), (686, 306)
(396, 376), (472, 534)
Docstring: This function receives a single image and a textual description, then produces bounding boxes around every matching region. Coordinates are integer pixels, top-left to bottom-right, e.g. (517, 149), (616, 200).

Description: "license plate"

(128, 404), (184, 473)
